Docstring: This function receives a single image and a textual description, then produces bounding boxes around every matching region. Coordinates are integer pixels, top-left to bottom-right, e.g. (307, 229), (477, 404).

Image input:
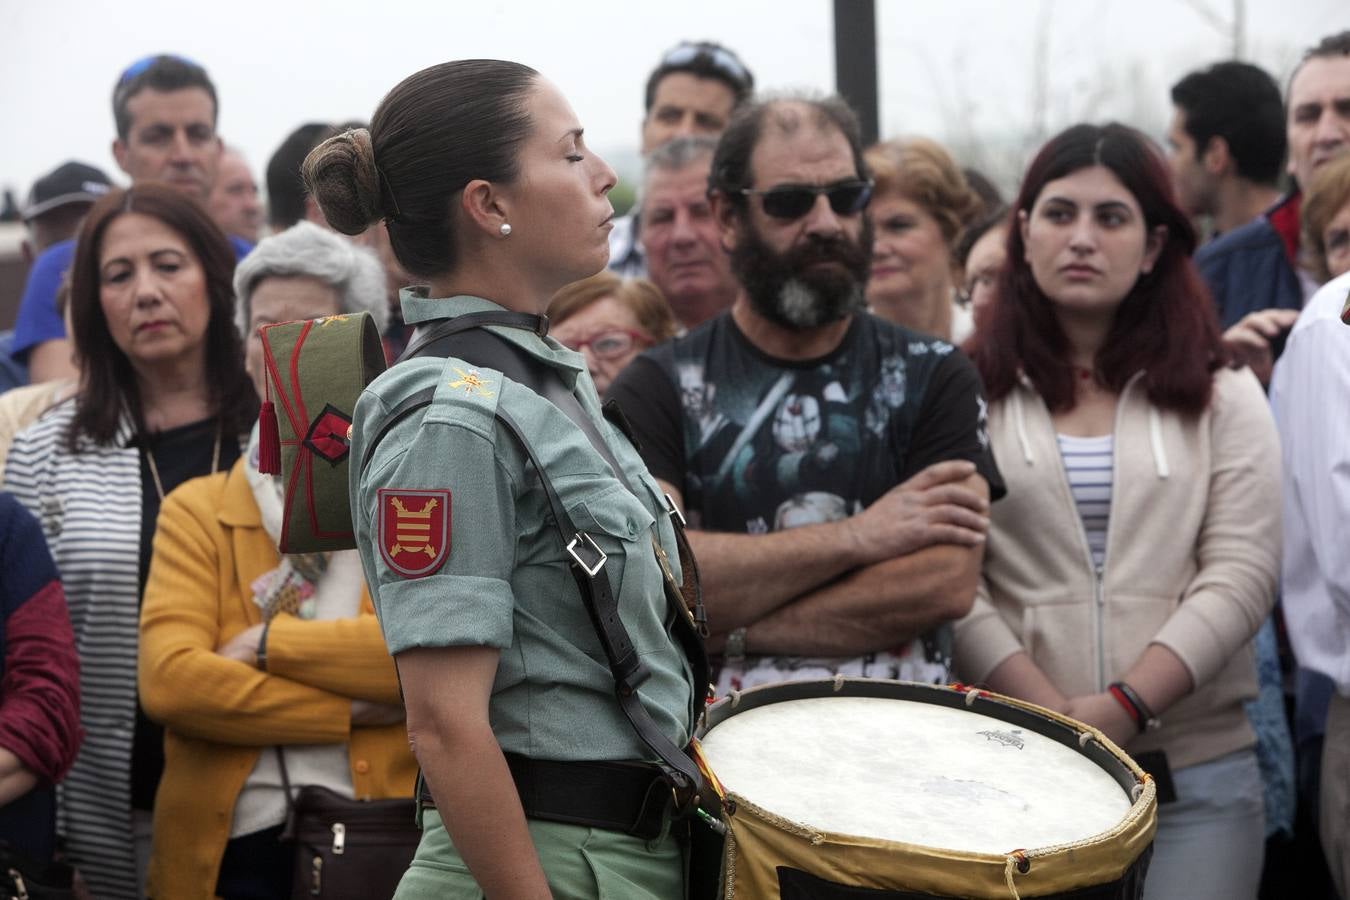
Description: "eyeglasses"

(659, 42), (752, 90)
(559, 329), (652, 360)
(739, 180), (874, 221)
(118, 53), (203, 86)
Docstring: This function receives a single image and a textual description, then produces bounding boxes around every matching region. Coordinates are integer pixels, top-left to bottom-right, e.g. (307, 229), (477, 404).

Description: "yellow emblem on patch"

(316, 314), (352, 326)
(448, 367), (494, 397)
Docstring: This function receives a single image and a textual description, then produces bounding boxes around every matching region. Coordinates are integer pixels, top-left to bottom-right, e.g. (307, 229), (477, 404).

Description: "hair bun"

(301, 128), (384, 235)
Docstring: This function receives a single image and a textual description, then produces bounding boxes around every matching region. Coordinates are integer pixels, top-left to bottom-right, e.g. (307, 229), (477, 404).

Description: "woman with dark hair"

(954, 123), (1279, 900)
(3, 183), (257, 900)
(304, 59), (701, 899)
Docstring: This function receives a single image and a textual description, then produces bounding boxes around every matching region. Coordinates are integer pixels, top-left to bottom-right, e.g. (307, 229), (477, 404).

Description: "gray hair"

(233, 221), (389, 337)
(643, 135), (718, 183)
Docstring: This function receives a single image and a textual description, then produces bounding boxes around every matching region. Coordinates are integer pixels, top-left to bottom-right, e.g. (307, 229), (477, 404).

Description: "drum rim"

(697, 678), (1147, 801)
(695, 680), (1158, 898)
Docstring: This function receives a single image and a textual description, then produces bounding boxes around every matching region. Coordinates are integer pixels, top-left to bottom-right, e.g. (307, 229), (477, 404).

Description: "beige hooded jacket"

(954, 366), (1280, 769)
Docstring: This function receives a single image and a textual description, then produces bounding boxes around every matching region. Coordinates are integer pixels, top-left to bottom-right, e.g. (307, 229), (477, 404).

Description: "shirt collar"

(398, 286), (585, 376)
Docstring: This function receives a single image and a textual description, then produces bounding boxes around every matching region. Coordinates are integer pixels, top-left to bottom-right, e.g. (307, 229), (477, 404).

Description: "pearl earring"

(499, 223), (512, 237)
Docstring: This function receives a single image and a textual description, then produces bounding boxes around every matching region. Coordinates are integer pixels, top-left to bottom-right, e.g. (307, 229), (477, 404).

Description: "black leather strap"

(497, 407), (703, 802)
(396, 311), (548, 363)
(539, 373), (635, 494)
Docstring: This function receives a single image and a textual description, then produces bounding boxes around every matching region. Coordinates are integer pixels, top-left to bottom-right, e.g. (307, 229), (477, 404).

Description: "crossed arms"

(660, 460), (990, 657)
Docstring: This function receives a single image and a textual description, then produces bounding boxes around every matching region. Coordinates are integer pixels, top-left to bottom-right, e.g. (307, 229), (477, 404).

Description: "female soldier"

(303, 60), (701, 900)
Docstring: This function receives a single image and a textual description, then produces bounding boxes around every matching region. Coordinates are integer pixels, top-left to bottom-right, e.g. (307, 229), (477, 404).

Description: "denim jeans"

(1143, 749), (1266, 900)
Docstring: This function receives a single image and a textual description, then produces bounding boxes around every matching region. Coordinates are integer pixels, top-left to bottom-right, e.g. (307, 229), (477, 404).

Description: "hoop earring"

(499, 223), (512, 237)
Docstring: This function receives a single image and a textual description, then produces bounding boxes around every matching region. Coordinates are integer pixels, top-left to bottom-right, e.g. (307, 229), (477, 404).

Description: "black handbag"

(275, 749), (420, 900)
(0, 843), (74, 900)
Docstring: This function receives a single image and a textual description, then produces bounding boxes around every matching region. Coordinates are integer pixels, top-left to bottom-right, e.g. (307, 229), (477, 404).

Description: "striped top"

(3, 400), (143, 899)
(1057, 433), (1113, 568)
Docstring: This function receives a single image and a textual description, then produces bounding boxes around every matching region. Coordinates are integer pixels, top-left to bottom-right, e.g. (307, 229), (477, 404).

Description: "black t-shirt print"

(608, 311), (1004, 535)
(607, 311), (1003, 690)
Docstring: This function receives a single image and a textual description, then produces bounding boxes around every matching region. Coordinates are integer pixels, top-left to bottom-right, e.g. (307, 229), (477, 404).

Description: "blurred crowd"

(1, 28), (1349, 900)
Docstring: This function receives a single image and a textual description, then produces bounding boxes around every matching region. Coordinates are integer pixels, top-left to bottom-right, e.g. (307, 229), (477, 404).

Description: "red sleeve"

(0, 580), (82, 783)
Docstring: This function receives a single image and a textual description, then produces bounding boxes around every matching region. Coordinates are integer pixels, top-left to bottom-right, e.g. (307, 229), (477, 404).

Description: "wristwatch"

(724, 627), (749, 663)
(256, 620), (273, 672)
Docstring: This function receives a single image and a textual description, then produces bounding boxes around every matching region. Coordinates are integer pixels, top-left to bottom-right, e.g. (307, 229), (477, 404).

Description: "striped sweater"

(4, 400), (146, 900)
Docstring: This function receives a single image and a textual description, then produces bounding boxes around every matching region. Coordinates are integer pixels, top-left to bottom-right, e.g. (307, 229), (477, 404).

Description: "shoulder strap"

(494, 406), (704, 804)
(396, 311), (548, 363)
(364, 318), (709, 811)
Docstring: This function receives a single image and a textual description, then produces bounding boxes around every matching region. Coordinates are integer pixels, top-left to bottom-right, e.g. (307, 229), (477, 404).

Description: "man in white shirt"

(1270, 269), (1350, 896)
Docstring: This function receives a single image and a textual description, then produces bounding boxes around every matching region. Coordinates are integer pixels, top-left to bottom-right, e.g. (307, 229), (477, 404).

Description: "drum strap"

(364, 317), (711, 814)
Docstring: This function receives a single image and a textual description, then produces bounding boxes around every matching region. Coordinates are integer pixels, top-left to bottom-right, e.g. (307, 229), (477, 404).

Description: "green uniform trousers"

(395, 808), (685, 899)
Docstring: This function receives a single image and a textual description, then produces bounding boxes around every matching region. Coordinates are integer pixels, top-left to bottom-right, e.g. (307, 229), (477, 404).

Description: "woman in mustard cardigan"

(138, 223), (415, 900)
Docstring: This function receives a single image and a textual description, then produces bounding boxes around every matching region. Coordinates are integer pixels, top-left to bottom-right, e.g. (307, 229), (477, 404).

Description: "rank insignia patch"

(448, 367), (494, 397)
(377, 489), (451, 578)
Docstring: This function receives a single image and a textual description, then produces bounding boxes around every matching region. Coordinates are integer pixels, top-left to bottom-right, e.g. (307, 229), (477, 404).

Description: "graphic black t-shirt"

(607, 311), (1004, 690)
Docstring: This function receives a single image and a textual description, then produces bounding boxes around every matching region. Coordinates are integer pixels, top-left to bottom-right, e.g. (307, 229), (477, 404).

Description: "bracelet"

(1106, 684), (1141, 730)
(1108, 681), (1160, 734)
(257, 620), (273, 672)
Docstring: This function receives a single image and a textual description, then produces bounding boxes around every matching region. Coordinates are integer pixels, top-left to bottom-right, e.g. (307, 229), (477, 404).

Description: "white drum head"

(699, 696), (1132, 854)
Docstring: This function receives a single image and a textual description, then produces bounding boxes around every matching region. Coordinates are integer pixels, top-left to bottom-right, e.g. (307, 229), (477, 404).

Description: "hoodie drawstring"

(1011, 375), (1168, 479)
(1012, 389), (1035, 465)
(1148, 406), (1170, 479)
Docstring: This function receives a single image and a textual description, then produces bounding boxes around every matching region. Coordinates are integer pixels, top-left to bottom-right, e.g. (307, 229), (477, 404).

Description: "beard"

(730, 215), (873, 331)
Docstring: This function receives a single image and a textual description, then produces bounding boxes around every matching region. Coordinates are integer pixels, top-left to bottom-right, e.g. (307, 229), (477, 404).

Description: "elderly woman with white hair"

(137, 222), (415, 900)
(233, 219), (390, 373)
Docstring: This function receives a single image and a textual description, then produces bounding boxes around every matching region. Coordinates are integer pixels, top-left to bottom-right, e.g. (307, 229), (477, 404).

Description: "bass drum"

(692, 679), (1155, 899)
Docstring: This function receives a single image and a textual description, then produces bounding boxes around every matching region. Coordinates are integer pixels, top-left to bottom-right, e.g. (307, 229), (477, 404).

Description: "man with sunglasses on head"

(608, 95), (1003, 695)
(609, 40), (754, 279)
(11, 54), (251, 384)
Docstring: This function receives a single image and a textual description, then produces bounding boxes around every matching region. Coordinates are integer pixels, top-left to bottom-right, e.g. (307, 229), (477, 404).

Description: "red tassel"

(258, 400), (282, 474)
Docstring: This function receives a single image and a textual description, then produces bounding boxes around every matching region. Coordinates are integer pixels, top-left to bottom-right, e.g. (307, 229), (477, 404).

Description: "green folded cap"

(258, 312), (387, 553)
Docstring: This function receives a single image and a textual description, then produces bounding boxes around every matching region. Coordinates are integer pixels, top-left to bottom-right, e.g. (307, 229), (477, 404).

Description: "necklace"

(143, 424), (223, 501)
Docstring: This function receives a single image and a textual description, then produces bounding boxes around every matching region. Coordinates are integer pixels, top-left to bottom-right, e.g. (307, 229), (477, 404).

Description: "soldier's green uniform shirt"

(352, 293), (694, 898)
(351, 291), (696, 762)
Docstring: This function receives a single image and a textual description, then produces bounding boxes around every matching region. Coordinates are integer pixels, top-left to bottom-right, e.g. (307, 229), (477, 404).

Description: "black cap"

(23, 162), (114, 222)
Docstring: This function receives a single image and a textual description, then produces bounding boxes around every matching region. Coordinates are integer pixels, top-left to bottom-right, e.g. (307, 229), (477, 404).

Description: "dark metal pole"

(833, 0), (879, 146)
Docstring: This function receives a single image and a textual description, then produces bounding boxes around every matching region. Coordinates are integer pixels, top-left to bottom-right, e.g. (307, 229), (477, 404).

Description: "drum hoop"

(699, 680), (1158, 898)
(698, 679), (1148, 801)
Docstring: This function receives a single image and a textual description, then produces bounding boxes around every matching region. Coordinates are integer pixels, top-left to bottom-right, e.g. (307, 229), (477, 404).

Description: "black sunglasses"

(659, 42), (752, 89)
(739, 180), (874, 221)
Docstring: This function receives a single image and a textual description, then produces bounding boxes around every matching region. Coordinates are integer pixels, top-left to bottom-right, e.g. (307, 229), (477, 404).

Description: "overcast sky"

(1, 0), (1345, 203)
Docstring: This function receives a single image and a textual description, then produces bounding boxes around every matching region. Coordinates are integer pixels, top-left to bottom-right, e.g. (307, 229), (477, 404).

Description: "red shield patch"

(377, 489), (451, 578)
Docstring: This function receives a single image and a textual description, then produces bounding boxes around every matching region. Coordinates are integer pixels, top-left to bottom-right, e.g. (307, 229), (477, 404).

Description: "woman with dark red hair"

(954, 123), (1279, 900)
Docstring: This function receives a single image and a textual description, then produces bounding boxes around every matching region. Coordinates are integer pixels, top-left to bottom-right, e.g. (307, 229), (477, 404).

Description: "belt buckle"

(663, 493), (686, 528)
(566, 532), (607, 577)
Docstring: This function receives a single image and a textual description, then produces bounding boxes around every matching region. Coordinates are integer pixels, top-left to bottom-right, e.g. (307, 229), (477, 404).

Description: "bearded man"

(607, 95), (1004, 693)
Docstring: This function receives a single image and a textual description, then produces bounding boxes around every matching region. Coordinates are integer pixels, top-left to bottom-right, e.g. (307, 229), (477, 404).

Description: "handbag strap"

(362, 319), (710, 812)
(274, 745), (296, 818)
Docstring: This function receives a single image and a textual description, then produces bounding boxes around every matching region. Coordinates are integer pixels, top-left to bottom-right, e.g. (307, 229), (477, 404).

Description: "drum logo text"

(977, 729), (1025, 750)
